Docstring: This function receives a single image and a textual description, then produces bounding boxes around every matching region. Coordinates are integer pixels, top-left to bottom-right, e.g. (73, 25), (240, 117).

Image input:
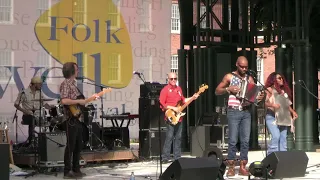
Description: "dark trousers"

(162, 121), (182, 161)
(64, 118), (83, 173)
(22, 115), (35, 144)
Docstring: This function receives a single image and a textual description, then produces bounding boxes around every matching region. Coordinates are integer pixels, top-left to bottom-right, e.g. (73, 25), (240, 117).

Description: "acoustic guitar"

(69, 88), (112, 119)
(165, 84), (208, 125)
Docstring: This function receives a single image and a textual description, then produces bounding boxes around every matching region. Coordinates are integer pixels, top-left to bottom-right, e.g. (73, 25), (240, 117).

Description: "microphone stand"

(82, 81), (107, 149)
(247, 72), (271, 158)
(295, 80), (320, 101)
(135, 73), (164, 177)
(12, 89), (24, 144)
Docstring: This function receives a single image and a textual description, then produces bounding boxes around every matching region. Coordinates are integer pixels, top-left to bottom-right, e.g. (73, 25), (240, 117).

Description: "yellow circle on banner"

(35, 0), (133, 88)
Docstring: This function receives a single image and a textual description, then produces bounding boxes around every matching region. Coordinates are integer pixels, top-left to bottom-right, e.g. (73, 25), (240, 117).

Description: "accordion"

(236, 79), (263, 106)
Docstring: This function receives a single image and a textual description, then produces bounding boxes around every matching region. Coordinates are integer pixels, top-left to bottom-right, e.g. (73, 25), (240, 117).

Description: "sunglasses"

(169, 78), (177, 81)
(277, 77), (283, 80)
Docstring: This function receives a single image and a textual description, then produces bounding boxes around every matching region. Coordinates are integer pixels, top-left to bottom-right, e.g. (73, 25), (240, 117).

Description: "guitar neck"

(180, 96), (196, 111)
(85, 91), (105, 103)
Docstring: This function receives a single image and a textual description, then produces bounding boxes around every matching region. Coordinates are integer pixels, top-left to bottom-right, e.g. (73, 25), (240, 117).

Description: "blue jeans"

(266, 112), (288, 156)
(162, 122), (182, 161)
(227, 108), (251, 160)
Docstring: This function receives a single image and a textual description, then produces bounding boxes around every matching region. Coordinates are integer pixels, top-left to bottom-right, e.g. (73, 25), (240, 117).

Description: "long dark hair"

(265, 72), (292, 100)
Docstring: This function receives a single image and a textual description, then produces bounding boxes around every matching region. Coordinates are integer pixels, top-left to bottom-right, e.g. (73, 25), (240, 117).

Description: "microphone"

(292, 80), (302, 85)
(133, 71), (142, 76)
(76, 76), (85, 80)
(246, 69), (256, 75)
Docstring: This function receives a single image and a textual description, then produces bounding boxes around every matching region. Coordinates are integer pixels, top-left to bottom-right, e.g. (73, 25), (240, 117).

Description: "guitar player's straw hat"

(31, 76), (42, 84)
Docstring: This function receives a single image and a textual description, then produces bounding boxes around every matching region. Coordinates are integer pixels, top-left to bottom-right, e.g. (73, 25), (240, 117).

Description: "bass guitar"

(69, 88), (112, 119)
(165, 84), (208, 125)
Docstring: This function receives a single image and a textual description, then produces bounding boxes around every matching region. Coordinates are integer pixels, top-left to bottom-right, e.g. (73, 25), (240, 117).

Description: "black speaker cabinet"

(139, 97), (166, 130)
(0, 144), (9, 180)
(190, 126), (211, 157)
(38, 132), (66, 162)
(160, 157), (221, 180)
(139, 129), (169, 158)
(261, 151), (309, 178)
(102, 127), (130, 149)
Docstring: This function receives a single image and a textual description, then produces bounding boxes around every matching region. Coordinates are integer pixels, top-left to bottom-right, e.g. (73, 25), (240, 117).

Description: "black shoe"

(63, 171), (79, 179)
(73, 171), (86, 178)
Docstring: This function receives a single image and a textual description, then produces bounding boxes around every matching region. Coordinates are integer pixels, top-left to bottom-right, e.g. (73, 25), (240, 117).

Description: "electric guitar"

(69, 88), (112, 119)
(165, 84), (208, 125)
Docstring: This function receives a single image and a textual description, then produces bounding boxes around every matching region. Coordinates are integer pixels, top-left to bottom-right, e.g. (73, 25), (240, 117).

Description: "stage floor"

(9, 150), (320, 180)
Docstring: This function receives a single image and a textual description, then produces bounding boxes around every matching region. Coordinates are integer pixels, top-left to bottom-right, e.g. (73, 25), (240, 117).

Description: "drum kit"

(26, 98), (98, 150)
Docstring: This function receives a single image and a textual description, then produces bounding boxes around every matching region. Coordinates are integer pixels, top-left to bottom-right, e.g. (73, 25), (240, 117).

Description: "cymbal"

(31, 98), (54, 102)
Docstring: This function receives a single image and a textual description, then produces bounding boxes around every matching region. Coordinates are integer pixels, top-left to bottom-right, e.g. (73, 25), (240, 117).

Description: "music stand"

(134, 73), (164, 176)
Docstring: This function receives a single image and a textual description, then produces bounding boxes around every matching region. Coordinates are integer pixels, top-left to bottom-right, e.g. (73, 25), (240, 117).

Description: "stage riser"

(13, 150), (138, 165)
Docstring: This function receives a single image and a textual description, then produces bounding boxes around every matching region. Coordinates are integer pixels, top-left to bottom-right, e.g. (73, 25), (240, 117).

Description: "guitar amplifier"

(38, 132), (66, 162)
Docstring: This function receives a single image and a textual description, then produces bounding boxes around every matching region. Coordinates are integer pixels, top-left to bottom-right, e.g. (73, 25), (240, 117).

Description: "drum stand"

(86, 112), (105, 150)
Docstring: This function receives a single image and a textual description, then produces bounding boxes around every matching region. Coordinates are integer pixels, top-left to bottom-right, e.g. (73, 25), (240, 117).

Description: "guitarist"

(159, 72), (199, 164)
(59, 62), (98, 179)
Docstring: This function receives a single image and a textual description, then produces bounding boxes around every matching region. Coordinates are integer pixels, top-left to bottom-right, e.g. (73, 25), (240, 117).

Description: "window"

(37, 0), (50, 24)
(108, 53), (121, 83)
(73, 0), (86, 24)
(257, 57), (263, 83)
(36, 51), (53, 83)
(108, 0), (120, 29)
(138, 0), (151, 32)
(171, 55), (178, 74)
(171, 4), (180, 33)
(0, 50), (14, 84)
(0, 0), (13, 24)
(140, 56), (153, 81)
(200, 6), (206, 28)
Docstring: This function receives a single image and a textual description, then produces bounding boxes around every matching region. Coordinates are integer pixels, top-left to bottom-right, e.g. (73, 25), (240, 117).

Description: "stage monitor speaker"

(0, 144), (9, 180)
(38, 132), (66, 162)
(160, 157), (221, 180)
(261, 151), (308, 178)
(139, 97), (166, 130)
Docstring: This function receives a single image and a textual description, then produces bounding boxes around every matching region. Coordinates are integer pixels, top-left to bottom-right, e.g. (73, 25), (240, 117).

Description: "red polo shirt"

(159, 84), (185, 122)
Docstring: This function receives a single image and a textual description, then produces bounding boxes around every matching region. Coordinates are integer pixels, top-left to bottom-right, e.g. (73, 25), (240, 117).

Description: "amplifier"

(102, 127), (130, 149)
(38, 132), (66, 162)
(139, 97), (166, 130)
(140, 82), (165, 98)
(0, 144), (9, 180)
(139, 129), (171, 158)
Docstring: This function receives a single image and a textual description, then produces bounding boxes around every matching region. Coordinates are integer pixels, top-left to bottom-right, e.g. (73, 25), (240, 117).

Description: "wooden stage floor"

(13, 149), (139, 166)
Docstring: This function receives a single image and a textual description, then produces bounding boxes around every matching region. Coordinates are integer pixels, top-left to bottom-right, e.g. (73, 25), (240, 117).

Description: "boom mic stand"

(134, 72), (164, 176)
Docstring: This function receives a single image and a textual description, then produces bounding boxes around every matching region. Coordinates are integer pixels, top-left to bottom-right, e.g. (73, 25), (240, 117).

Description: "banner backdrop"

(0, 0), (170, 142)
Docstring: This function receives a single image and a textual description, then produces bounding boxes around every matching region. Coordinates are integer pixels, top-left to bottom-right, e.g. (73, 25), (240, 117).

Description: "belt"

(228, 105), (250, 111)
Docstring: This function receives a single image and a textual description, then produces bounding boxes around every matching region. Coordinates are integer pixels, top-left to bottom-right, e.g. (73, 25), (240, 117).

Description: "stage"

(9, 145), (320, 180)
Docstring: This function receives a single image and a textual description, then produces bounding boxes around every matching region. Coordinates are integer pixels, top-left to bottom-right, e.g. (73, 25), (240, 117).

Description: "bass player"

(159, 72), (199, 164)
(59, 62), (99, 179)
